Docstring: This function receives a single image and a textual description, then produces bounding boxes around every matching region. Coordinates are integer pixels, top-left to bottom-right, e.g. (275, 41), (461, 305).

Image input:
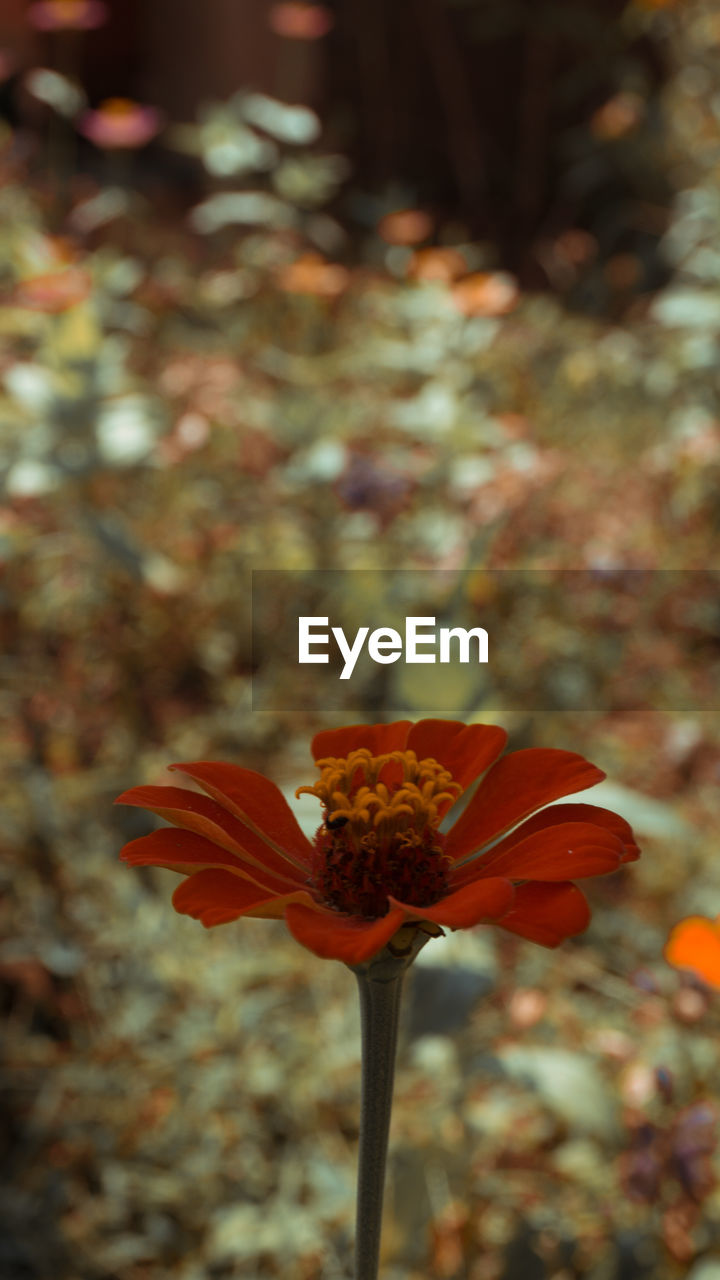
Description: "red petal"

(466, 802), (640, 867)
(284, 902), (408, 964)
(118, 828), (295, 893)
(117, 784), (307, 887)
(496, 881), (591, 947)
(168, 763), (313, 871)
(407, 719), (507, 799)
(172, 868), (315, 927)
(445, 748), (605, 862)
(451, 822), (623, 887)
(390, 876), (514, 928)
(310, 721), (412, 762)
(665, 917), (720, 988)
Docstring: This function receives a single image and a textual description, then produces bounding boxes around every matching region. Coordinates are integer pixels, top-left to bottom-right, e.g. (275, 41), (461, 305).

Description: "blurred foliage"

(2, 0), (720, 1276)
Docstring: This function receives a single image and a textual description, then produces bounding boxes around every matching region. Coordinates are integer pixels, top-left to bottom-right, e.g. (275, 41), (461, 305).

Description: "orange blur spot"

(269, 3), (334, 39)
(378, 209), (433, 247)
(408, 247), (467, 284)
(665, 916), (720, 988)
(277, 253), (349, 297)
(451, 271), (519, 317)
(591, 92), (645, 141)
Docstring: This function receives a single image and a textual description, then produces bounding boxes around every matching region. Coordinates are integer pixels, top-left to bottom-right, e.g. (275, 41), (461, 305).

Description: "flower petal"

(172, 868), (316, 927)
(495, 881), (591, 947)
(284, 902), (408, 964)
(464, 802), (640, 867)
(118, 828), (295, 893)
(310, 721), (412, 762)
(665, 917), (720, 988)
(445, 748), (606, 863)
(117, 784), (307, 886)
(407, 719), (507, 799)
(390, 876), (514, 929)
(169, 762), (313, 870)
(451, 822), (623, 888)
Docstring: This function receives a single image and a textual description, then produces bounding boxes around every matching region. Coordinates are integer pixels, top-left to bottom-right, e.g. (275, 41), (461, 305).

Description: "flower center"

(296, 748), (460, 918)
(101, 98), (136, 117)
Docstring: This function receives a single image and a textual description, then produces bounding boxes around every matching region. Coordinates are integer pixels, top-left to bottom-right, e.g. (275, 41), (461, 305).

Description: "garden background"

(3, 1), (720, 1276)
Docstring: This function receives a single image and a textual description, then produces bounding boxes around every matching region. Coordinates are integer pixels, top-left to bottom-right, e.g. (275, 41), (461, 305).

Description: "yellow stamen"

(296, 747), (461, 834)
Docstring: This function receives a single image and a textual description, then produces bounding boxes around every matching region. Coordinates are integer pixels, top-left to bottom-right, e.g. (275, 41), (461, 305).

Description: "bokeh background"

(3, 0), (720, 1276)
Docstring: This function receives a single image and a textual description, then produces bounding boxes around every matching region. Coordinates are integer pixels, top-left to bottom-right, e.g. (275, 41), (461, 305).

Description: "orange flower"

(277, 252), (349, 297)
(451, 271), (520, 317)
(13, 266), (92, 312)
(591, 92), (644, 141)
(78, 98), (163, 150)
(408, 247), (467, 284)
(28, 0), (108, 31)
(665, 917), (720, 988)
(269, 3), (334, 38)
(117, 720), (640, 966)
(377, 209), (433, 247)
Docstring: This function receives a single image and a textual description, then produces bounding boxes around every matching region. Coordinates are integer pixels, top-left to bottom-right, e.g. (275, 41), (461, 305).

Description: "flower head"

(28, 0), (109, 31)
(269, 3), (334, 39)
(117, 720), (639, 966)
(78, 98), (163, 150)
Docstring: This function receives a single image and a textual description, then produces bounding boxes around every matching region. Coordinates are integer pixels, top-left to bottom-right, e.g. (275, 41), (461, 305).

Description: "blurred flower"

(27, 0), (108, 30)
(408, 247), (467, 283)
(156, 412), (211, 466)
(24, 67), (86, 117)
(78, 98), (163, 149)
(269, 3), (334, 39)
(591, 92), (645, 141)
(171, 100), (277, 177)
(554, 229), (598, 267)
(537, 228), (599, 291)
(277, 252), (349, 296)
(665, 915), (720, 987)
(5, 459), (58, 497)
(96, 395), (161, 464)
(378, 209), (434, 246)
(171, 92), (329, 191)
(12, 265), (92, 312)
(451, 271), (520, 316)
(67, 186), (131, 232)
(190, 191), (294, 234)
(272, 153), (350, 207)
(507, 987), (548, 1028)
(117, 720), (639, 966)
(240, 91), (320, 144)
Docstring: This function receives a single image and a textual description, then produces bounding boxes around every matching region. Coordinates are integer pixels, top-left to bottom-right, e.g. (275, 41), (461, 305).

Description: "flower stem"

(349, 925), (433, 1280)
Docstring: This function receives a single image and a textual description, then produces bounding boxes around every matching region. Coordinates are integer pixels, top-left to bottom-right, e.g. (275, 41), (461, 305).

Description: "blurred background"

(3, 0), (720, 1276)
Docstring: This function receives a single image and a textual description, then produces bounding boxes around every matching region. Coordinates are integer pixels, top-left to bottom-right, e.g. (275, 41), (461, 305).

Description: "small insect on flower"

(325, 814), (349, 830)
(117, 720), (640, 967)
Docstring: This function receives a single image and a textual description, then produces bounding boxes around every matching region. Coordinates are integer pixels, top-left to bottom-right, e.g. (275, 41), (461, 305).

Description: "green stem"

(349, 925), (433, 1280)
